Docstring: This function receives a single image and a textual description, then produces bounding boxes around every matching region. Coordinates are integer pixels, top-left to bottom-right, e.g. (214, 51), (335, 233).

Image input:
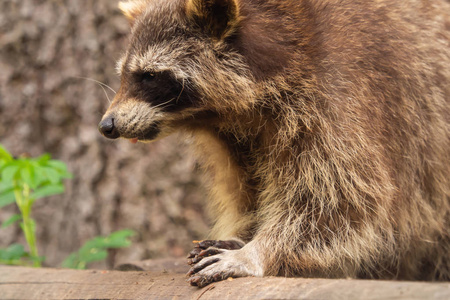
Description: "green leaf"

(0, 188), (15, 208)
(78, 239), (104, 255)
(42, 167), (62, 184)
(30, 184), (64, 199)
(45, 160), (67, 172)
(79, 249), (108, 264)
(0, 181), (14, 193)
(62, 229), (135, 269)
(103, 229), (135, 248)
(1, 164), (20, 183)
(0, 145), (13, 163)
(31, 166), (50, 187)
(47, 160), (72, 179)
(20, 165), (38, 189)
(36, 154), (51, 164)
(61, 253), (79, 269)
(0, 244), (27, 261)
(80, 230), (135, 250)
(109, 229), (136, 239)
(2, 214), (22, 228)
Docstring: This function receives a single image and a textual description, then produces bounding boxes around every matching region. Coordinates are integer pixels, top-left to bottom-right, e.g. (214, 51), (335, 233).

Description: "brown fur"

(102, 0), (450, 282)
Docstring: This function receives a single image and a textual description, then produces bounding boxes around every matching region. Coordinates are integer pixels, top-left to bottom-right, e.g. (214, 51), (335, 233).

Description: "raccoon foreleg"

(187, 240), (264, 287)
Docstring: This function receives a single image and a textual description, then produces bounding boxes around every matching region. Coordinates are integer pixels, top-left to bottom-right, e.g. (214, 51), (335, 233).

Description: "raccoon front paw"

(187, 239), (244, 265)
(186, 244), (263, 287)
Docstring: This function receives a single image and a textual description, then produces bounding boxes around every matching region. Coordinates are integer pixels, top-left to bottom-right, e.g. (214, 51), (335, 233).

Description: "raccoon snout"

(98, 116), (120, 139)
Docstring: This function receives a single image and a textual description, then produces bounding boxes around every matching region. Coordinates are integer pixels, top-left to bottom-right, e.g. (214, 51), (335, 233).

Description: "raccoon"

(99, 0), (450, 287)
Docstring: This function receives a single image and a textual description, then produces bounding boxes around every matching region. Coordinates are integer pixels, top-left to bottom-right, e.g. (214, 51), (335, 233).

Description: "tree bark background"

(0, 0), (209, 268)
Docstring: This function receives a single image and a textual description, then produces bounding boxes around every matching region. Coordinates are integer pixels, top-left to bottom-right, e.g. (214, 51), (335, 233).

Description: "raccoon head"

(99, 0), (256, 142)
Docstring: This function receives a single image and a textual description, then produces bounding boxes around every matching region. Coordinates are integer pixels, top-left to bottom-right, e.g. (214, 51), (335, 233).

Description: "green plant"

(62, 229), (135, 269)
(0, 145), (135, 269)
(0, 145), (71, 267)
(0, 244), (30, 266)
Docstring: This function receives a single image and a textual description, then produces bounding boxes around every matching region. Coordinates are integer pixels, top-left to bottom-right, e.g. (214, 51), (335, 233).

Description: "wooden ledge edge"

(1, 265), (449, 300)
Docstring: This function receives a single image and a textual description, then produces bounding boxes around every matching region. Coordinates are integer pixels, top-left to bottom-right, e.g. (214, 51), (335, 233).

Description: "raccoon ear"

(118, 0), (148, 26)
(186, 0), (240, 40)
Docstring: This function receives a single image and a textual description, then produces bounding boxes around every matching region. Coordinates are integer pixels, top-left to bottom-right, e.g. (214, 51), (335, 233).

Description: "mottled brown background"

(0, 0), (209, 268)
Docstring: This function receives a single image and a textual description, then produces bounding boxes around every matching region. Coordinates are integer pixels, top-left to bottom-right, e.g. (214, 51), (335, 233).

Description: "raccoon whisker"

(152, 97), (175, 109)
(98, 83), (112, 104)
(175, 78), (185, 104)
(75, 76), (117, 94)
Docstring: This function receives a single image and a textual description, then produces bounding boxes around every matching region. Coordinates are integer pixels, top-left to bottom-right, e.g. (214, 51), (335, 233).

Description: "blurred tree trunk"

(0, 0), (209, 268)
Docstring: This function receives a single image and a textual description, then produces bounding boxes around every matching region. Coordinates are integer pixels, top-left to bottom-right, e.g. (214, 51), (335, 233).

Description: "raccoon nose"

(98, 116), (120, 139)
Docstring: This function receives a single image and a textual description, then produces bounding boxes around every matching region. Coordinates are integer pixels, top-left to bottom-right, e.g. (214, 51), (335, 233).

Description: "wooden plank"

(0, 266), (191, 300)
(114, 258), (190, 273)
(1, 265), (449, 300)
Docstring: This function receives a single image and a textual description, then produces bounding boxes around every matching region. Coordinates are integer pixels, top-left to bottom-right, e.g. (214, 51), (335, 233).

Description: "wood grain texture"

(1, 265), (449, 300)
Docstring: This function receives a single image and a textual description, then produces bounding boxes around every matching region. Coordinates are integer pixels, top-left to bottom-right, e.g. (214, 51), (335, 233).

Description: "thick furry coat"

(99, 0), (450, 285)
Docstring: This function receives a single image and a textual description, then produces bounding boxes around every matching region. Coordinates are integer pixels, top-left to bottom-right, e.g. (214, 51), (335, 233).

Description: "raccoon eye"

(140, 72), (156, 82)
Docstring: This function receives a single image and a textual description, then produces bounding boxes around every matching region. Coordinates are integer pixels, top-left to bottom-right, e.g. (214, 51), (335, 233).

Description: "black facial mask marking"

(129, 70), (196, 112)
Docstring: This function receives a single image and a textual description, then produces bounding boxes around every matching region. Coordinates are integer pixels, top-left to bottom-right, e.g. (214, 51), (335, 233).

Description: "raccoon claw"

(187, 275), (211, 287)
(198, 239), (244, 250)
(187, 257), (220, 275)
(187, 272), (226, 288)
(188, 247), (226, 265)
(187, 275), (202, 286)
(187, 247), (202, 259)
(187, 256), (228, 287)
(187, 245), (263, 287)
(199, 247), (223, 257)
(187, 239), (244, 265)
(187, 256), (202, 265)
